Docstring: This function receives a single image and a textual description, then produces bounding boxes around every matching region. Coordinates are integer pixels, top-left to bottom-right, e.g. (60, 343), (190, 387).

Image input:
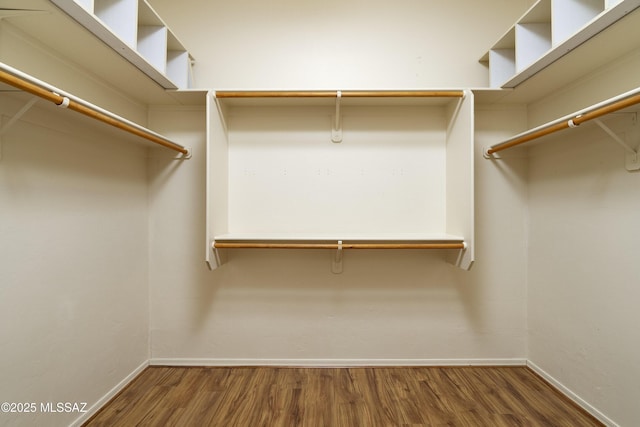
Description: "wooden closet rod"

(485, 87), (640, 156)
(215, 90), (465, 98)
(0, 64), (190, 156)
(214, 242), (466, 250)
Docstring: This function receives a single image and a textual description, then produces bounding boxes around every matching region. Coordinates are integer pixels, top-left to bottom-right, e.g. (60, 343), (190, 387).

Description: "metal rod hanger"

(214, 90), (465, 98)
(0, 62), (190, 157)
(485, 86), (640, 156)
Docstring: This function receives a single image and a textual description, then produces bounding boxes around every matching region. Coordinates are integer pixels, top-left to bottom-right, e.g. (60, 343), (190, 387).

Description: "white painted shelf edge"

(214, 233), (465, 243)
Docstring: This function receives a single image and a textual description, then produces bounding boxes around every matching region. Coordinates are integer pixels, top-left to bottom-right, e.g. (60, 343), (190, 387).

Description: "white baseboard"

(70, 360), (149, 427)
(149, 358), (528, 367)
(526, 360), (618, 427)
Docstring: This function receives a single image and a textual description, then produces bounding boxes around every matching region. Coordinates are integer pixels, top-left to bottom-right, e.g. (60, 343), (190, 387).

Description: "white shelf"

(481, 0), (640, 89)
(206, 90), (475, 271)
(50, 0), (194, 89)
(215, 233), (466, 243)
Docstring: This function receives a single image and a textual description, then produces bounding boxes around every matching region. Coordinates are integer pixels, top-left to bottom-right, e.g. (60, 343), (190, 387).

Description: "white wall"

(526, 50), (640, 427)
(147, 104), (530, 365)
(151, 0), (536, 89)
(145, 0), (533, 366)
(0, 96), (150, 427)
(0, 24), (150, 427)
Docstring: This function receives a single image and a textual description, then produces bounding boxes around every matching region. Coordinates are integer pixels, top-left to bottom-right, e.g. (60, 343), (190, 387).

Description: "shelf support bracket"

(331, 240), (344, 274)
(0, 96), (38, 161)
(208, 240), (225, 270)
(593, 119), (640, 171)
(331, 90), (342, 143)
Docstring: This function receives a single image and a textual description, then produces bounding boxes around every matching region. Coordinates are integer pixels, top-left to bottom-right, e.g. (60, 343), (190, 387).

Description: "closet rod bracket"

(54, 94), (70, 108)
(208, 240), (224, 270)
(593, 119), (640, 171)
(331, 240), (344, 274)
(483, 149), (503, 159)
(331, 91), (342, 143)
(625, 151), (640, 171)
(173, 148), (192, 160)
(0, 96), (39, 161)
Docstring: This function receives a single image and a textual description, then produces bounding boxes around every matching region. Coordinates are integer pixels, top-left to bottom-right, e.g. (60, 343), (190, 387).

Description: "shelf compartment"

(137, 1), (167, 72)
(515, 23), (552, 72)
(94, 0), (138, 48)
(485, 29), (515, 88)
(516, 0), (552, 72)
(51, 0), (194, 89)
(206, 90), (475, 270)
(481, 0), (640, 89)
(552, 0), (604, 45)
(166, 32), (191, 89)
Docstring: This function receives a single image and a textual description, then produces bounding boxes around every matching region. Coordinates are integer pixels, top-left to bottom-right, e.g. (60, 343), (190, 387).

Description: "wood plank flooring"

(84, 366), (603, 426)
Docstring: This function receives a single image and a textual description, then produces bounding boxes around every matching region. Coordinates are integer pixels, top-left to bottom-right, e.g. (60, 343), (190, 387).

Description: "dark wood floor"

(84, 366), (602, 426)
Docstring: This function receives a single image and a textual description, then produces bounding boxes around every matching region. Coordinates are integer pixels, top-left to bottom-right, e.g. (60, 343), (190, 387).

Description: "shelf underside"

(214, 90), (465, 108)
(213, 233), (466, 250)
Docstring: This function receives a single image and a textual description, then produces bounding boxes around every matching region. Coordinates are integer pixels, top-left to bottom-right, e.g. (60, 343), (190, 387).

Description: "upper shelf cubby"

(481, 0), (640, 88)
(50, 0), (193, 90)
(94, 0), (138, 47)
(137, 1), (167, 73)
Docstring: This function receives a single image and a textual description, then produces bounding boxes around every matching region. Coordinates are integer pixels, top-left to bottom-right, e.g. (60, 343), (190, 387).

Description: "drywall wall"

(526, 50), (640, 426)
(145, 0), (532, 366)
(0, 96), (150, 427)
(150, 0), (536, 89)
(0, 25), (150, 427)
